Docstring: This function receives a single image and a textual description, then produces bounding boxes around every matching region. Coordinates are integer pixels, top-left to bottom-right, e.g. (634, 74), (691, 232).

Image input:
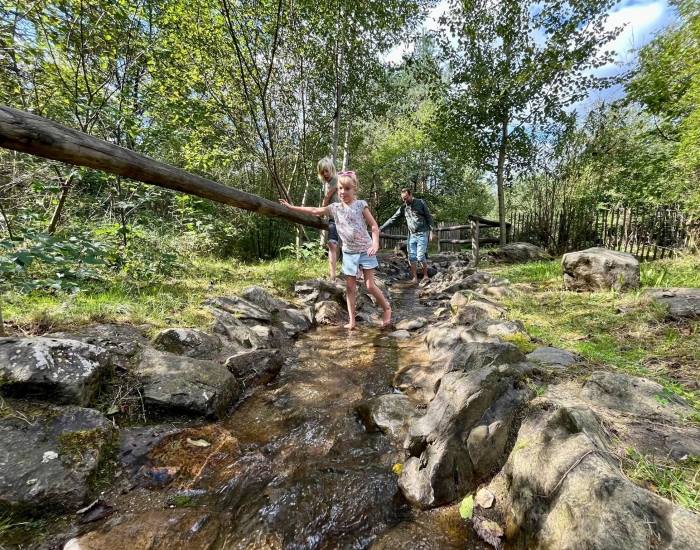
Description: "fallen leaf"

(392, 463), (403, 476)
(187, 438), (211, 447)
(459, 494), (474, 519)
(106, 405), (119, 415)
(475, 487), (495, 509)
(78, 499), (114, 524)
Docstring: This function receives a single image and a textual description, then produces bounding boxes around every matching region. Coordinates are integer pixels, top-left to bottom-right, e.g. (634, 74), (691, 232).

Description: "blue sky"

(386, 0), (676, 83)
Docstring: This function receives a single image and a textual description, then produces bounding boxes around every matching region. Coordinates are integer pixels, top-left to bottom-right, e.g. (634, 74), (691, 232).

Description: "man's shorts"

(328, 220), (339, 244)
(341, 251), (378, 276)
(407, 232), (429, 264)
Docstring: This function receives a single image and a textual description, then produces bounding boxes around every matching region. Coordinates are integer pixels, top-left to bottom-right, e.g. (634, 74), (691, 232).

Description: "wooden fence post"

(471, 218), (479, 267)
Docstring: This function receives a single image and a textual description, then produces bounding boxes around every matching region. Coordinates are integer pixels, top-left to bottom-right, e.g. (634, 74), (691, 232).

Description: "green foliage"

(625, 450), (700, 513)
(459, 494), (474, 519)
(279, 242), (327, 262)
(488, 260), (562, 285)
(0, 232), (109, 294)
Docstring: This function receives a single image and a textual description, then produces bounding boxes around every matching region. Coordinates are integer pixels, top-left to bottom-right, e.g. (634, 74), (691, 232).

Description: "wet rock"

(277, 307), (313, 336)
(118, 426), (181, 474)
(395, 317), (427, 331)
(239, 285), (291, 313)
(399, 364), (534, 509)
(644, 288), (700, 320)
(249, 325), (283, 349)
(63, 508), (226, 550)
(0, 337), (113, 406)
(224, 348), (284, 387)
(397, 342), (526, 404)
(389, 330), (412, 339)
(153, 328), (222, 360)
(562, 247), (640, 291)
(489, 242), (552, 264)
(526, 346), (576, 368)
(294, 279), (346, 306)
(137, 348), (240, 418)
(314, 300), (349, 325)
(208, 309), (269, 350)
(356, 394), (423, 445)
(581, 371), (695, 421)
(500, 404), (700, 549)
(204, 296), (272, 323)
(0, 407), (114, 513)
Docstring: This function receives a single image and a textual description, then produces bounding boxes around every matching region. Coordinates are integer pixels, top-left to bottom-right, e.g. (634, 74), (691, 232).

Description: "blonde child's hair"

(317, 157), (336, 183)
(337, 172), (359, 191)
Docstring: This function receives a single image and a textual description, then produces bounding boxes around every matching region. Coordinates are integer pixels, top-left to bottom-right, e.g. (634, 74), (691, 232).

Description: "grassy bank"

(2, 256), (327, 336)
(488, 253), (700, 513)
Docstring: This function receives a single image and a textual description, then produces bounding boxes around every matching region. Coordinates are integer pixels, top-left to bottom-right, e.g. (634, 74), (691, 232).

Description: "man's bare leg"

(409, 262), (418, 284)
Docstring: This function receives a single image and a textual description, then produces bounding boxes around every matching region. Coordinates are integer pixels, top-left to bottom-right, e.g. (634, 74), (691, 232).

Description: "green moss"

(167, 495), (195, 508)
(57, 427), (119, 495)
(502, 333), (538, 354)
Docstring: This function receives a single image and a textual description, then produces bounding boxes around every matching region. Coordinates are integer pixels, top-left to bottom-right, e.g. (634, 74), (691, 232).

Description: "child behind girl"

(279, 171), (392, 329)
(317, 158), (340, 281)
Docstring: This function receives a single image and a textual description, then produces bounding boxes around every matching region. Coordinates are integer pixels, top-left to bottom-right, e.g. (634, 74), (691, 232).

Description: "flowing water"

(66, 284), (490, 549)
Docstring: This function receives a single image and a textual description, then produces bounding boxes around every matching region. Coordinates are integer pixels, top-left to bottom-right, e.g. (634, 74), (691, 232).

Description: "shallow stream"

(71, 284), (489, 549)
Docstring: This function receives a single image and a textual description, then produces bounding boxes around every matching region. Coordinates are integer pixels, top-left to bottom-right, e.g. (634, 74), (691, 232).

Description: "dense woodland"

(0, 0), (699, 293)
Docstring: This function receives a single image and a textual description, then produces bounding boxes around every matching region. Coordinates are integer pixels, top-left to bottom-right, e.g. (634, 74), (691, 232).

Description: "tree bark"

(0, 105), (327, 230)
(496, 117), (509, 245)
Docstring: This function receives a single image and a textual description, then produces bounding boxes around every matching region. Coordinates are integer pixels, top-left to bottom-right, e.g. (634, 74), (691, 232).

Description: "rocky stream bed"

(1, 246), (700, 549)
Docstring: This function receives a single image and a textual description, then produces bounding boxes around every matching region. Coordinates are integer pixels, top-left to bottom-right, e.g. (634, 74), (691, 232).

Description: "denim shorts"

(328, 220), (339, 244)
(341, 251), (378, 276)
(408, 232), (429, 263)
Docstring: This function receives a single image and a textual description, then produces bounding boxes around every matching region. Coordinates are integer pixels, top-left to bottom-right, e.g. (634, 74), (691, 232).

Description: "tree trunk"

(331, 45), (343, 166)
(496, 117), (509, 245)
(341, 94), (353, 170)
(47, 168), (75, 235)
(0, 105), (327, 230)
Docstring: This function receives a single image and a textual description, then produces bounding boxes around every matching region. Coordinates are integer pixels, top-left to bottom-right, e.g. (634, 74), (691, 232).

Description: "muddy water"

(209, 284), (488, 549)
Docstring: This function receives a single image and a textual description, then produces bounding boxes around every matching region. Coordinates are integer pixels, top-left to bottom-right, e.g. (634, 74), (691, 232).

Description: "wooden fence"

(380, 216), (509, 267)
(509, 205), (691, 259)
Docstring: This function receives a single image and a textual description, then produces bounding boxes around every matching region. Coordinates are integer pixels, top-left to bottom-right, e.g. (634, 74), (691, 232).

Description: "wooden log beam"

(0, 105), (327, 230)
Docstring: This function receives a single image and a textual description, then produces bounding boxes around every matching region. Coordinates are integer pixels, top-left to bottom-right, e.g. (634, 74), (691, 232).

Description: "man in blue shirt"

(380, 188), (434, 285)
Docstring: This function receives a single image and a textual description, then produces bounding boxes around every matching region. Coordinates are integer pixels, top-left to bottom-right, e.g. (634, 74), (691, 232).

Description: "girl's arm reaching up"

(278, 199), (330, 217)
(363, 206), (380, 256)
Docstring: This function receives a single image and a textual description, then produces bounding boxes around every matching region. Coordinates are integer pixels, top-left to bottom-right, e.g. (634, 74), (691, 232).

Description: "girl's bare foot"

(344, 322), (356, 330)
(381, 308), (392, 329)
(409, 278), (418, 285)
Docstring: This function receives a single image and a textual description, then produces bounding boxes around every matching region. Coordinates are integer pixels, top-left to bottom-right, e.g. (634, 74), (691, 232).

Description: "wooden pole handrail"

(0, 105), (327, 230)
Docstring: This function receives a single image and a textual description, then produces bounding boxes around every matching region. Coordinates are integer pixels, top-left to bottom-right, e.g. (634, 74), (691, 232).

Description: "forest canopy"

(0, 0), (698, 279)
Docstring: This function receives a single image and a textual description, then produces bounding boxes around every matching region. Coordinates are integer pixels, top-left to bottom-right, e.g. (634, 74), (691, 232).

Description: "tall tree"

(430, 0), (623, 243)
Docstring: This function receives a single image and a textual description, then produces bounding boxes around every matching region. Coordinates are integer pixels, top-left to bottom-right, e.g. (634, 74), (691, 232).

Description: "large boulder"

(526, 346), (576, 369)
(153, 328), (222, 360)
(314, 301), (349, 325)
(581, 371), (695, 421)
(277, 307), (313, 336)
(499, 404), (700, 549)
(0, 337), (113, 406)
(562, 247), (640, 291)
(209, 308), (270, 350)
(0, 407), (114, 513)
(137, 348), (240, 418)
(399, 364), (534, 508)
(294, 279), (347, 306)
(489, 242), (552, 264)
(644, 288), (700, 320)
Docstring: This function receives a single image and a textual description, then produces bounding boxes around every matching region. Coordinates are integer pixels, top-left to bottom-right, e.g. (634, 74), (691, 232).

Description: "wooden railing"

(380, 215), (510, 267)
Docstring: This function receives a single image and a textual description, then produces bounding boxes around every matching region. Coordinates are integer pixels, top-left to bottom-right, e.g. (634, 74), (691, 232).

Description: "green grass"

(1, 255), (328, 334)
(625, 450), (700, 513)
